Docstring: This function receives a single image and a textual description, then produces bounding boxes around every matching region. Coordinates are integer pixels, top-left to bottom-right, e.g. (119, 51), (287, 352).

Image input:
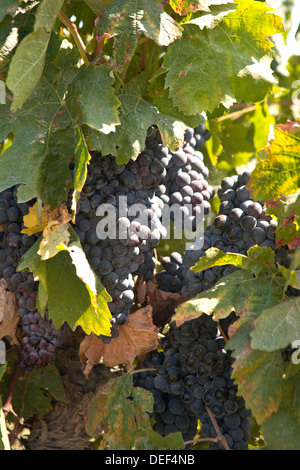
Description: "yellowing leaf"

(38, 222), (71, 260)
(22, 202), (71, 236)
(250, 121), (300, 201)
(22, 202), (48, 235)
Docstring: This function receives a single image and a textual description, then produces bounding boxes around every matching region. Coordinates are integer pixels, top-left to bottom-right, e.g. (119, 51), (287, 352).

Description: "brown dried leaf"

(146, 281), (186, 327)
(0, 279), (19, 345)
(79, 305), (160, 375)
(134, 276), (147, 305)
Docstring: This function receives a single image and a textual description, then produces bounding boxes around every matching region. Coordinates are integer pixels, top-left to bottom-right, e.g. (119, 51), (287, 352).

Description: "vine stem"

(205, 406), (231, 450)
(184, 437), (221, 446)
(8, 372), (30, 447)
(113, 70), (125, 90)
(129, 368), (156, 375)
(215, 105), (256, 122)
(3, 365), (21, 418)
(58, 11), (90, 67)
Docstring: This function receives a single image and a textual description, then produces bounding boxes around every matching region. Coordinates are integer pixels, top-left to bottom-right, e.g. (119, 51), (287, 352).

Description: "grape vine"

(0, 0), (299, 453)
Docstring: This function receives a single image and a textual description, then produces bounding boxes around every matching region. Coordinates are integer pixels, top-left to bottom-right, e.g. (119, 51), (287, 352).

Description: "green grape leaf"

(6, 30), (50, 111)
(134, 427), (185, 450)
(87, 73), (187, 163)
(230, 345), (285, 424)
(6, 0), (65, 110)
(0, 57), (77, 205)
(250, 297), (300, 352)
(29, 362), (69, 404)
(36, 253), (111, 336)
(0, 0), (19, 22)
(0, 95), (74, 206)
(18, 230), (112, 337)
(206, 103), (275, 171)
(71, 127), (91, 216)
(173, 270), (283, 326)
(84, 0), (114, 14)
(75, 64), (121, 134)
(248, 102), (275, 155)
(0, 49), (100, 208)
(86, 372), (184, 450)
(34, 0), (64, 32)
(262, 408), (300, 450)
(250, 122), (300, 202)
(97, 0), (182, 70)
(191, 246), (277, 277)
(163, 0), (283, 115)
(148, 69), (203, 128)
(185, 3), (236, 29)
(86, 373), (155, 450)
(0, 358), (66, 420)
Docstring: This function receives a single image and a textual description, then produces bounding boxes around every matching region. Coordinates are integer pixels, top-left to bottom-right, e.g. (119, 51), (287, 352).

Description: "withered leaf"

(146, 281), (186, 327)
(79, 305), (160, 374)
(0, 279), (19, 345)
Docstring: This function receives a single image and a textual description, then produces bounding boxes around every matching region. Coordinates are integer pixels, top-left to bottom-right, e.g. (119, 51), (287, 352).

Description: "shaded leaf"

(6, 30), (51, 111)
(0, 52), (78, 205)
(231, 345), (285, 424)
(0, 0), (19, 22)
(6, 0), (65, 110)
(87, 73), (186, 163)
(262, 408), (300, 450)
(134, 427), (184, 450)
(29, 362), (69, 404)
(84, 0), (115, 14)
(0, 357), (64, 420)
(75, 64), (121, 134)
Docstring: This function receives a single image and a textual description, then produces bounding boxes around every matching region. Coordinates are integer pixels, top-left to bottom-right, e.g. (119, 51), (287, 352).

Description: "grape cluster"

(157, 124), (214, 231)
(0, 188), (68, 371)
(134, 313), (251, 450)
(153, 171), (289, 299)
(73, 123), (214, 340)
(72, 144), (168, 342)
(138, 124), (213, 284)
(156, 252), (185, 294)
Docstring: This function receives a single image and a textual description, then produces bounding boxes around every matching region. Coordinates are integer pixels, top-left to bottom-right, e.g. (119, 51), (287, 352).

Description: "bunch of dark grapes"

(72, 140), (168, 343)
(156, 252), (185, 294)
(157, 124), (214, 231)
(153, 170), (289, 299)
(133, 349), (199, 443)
(134, 312), (251, 450)
(72, 123), (214, 340)
(0, 188), (68, 371)
(138, 123), (213, 284)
